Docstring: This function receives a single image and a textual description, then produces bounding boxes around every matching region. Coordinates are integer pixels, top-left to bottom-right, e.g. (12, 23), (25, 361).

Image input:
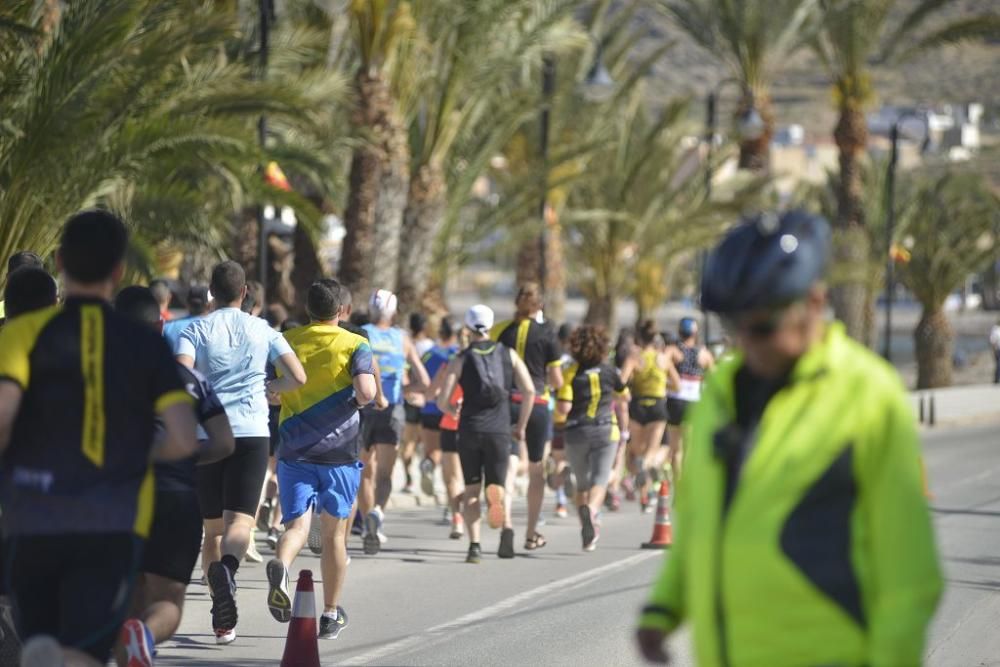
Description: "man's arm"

(153, 401), (199, 462)
(267, 352), (307, 394)
(510, 350), (535, 441)
(862, 385), (943, 666)
(435, 357), (462, 419)
(404, 334), (432, 389)
(198, 413), (236, 465)
(546, 363), (564, 393)
(699, 347), (715, 370)
(354, 373), (377, 407)
(0, 382), (23, 456)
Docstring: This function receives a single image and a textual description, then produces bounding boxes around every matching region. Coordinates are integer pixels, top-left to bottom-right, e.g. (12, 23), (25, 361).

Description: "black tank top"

(676, 343), (704, 379)
(458, 340), (513, 435)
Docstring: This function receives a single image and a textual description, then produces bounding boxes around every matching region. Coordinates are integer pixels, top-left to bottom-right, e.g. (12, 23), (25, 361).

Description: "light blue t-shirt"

(176, 307), (292, 438)
(163, 314), (205, 353)
(363, 324), (406, 405)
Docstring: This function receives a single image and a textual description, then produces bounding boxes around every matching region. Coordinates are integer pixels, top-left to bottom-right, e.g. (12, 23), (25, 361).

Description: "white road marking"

(344, 550), (662, 665)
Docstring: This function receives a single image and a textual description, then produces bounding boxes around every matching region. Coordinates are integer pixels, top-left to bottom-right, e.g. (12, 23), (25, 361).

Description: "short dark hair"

(440, 316), (458, 340)
(4, 267), (57, 319)
(149, 279), (172, 307)
(307, 279), (344, 321)
(409, 312), (427, 337)
(114, 285), (161, 330)
(59, 209), (128, 283)
(7, 251), (43, 275)
(210, 261), (246, 304)
(186, 285), (209, 316)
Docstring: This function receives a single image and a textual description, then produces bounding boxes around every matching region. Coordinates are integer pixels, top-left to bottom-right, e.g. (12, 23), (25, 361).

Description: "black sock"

(221, 554), (240, 574)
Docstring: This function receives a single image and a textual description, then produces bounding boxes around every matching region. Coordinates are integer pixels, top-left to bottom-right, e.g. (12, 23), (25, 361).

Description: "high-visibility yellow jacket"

(639, 323), (942, 666)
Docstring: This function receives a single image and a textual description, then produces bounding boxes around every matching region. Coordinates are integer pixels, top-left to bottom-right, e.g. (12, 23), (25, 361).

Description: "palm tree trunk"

(829, 101), (871, 342)
(915, 305), (953, 389)
(340, 69), (391, 302)
(585, 292), (615, 329)
(371, 116), (409, 293)
(395, 162), (447, 319)
(737, 93), (775, 172)
(516, 234), (542, 286)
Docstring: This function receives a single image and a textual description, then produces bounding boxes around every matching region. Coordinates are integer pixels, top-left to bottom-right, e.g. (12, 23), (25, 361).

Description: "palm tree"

(0, 0), (331, 283)
(338, 0), (413, 300)
(811, 0), (1000, 342)
(895, 171), (999, 388)
(658, 0), (820, 170)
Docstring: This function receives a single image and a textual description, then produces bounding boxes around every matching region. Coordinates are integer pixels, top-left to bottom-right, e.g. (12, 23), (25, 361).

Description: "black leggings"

(458, 430), (510, 487)
(196, 437), (270, 519)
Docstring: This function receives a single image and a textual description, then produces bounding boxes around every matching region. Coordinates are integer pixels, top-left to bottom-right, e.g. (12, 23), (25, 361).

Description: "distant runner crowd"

(0, 210), (712, 666)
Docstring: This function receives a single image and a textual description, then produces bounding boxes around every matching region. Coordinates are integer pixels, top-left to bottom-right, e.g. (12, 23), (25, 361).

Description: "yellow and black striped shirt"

(0, 297), (190, 537)
(557, 363), (626, 429)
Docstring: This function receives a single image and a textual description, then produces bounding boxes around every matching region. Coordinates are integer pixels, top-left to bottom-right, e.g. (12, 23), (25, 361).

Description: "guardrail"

(911, 384), (1000, 428)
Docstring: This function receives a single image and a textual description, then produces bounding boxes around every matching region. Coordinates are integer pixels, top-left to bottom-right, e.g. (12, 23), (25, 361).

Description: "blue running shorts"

(277, 460), (363, 522)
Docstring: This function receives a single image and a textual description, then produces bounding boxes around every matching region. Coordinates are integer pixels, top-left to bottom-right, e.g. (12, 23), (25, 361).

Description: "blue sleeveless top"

(364, 324), (406, 405)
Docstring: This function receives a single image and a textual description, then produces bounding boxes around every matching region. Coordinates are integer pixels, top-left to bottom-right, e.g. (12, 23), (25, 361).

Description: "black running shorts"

(666, 398), (690, 427)
(4, 532), (141, 663)
(551, 424), (566, 452)
(420, 413), (443, 432)
(143, 490), (203, 584)
(440, 429), (459, 453)
(196, 436), (270, 519)
(361, 404), (405, 449)
(508, 401), (551, 463)
(404, 402), (422, 425)
(458, 430), (510, 487)
(629, 397), (668, 425)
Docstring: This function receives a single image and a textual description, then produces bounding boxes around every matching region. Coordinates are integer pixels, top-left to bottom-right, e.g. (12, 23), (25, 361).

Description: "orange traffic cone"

(641, 480), (673, 549)
(280, 570), (320, 667)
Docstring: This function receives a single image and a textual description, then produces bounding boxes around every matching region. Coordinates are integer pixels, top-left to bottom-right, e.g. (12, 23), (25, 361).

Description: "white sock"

(323, 609), (338, 620)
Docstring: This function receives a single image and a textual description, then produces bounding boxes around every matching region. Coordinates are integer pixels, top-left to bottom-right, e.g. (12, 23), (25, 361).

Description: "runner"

(401, 313), (433, 495)
(605, 328), (636, 512)
(358, 290), (430, 556)
(2, 267), (57, 320)
(665, 317), (714, 479)
(0, 210), (197, 667)
(265, 279), (376, 640)
(176, 260), (307, 645)
(546, 323), (576, 519)
(162, 285), (209, 352)
(636, 210), (942, 666)
(621, 321), (679, 513)
(490, 283), (563, 552)
(113, 286), (235, 667)
(437, 305), (534, 563)
(418, 317), (462, 536)
(0, 251), (45, 322)
(556, 325), (629, 552)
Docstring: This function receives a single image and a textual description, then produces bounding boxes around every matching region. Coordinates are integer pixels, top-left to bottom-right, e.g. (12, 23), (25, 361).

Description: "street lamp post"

(884, 109), (929, 363)
(702, 79), (763, 344)
(257, 0), (274, 295)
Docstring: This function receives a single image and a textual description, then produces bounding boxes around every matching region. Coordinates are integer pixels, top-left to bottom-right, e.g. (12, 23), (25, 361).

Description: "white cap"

(465, 304), (494, 334)
(369, 289), (398, 318)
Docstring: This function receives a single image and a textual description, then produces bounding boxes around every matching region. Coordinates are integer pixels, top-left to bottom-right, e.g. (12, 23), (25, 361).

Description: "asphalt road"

(155, 421), (999, 666)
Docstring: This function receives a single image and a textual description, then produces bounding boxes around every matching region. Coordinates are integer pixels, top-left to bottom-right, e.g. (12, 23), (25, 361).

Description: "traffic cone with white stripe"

(641, 480), (673, 549)
(280, 570), (320, 667)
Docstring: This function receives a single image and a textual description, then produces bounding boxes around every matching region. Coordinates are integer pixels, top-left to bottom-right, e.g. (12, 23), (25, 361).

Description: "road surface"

(155, 421), (999, 666)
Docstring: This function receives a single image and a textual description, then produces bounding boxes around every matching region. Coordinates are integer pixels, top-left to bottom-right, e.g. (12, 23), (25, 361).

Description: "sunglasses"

(722, 302), (801, 340)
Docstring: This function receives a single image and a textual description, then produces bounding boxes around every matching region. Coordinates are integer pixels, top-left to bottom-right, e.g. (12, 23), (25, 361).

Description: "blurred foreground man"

(636, 211), (942, 666)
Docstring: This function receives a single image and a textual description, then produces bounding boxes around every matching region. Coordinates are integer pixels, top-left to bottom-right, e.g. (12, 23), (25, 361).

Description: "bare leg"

(221, 510), (255, 560)
(525, 460), (546, 540)
(359, 447), (376, 515)
(374, 443), (398, 509)
(667, 425), (684, 479)
(463, 483), (482, 544)
(201, 518), (223, 578)
(62, 649), (104, 667)
(503, 454), (518, 530)
(319, 515), (348, 612)
(139, 574), (187, 643)
(276, 512), (311, 567)
(442, 452), (464, 515)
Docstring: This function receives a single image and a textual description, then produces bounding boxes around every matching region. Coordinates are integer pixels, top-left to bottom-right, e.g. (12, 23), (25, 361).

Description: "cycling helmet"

(701, 210), (831, 314)
(678, 317), (697, 339)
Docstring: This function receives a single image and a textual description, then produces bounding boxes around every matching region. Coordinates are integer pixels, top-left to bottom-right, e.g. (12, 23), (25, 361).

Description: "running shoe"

(449, 513), (464, 539)
(498, 527), (515, 559)
(308, 510), (323, 555)
(266, 559), (291, 623)
(420, 458), (435, 496)
(622, 476), (636, 501)
(351, 512), (364, 536)
(363, 510), (383, 555)
(466, 543), (482, 564)
(440, 506), (452, 526)
(607, 491), (622, 512)
(319, 607), (348, 640)
(245, 533), (263, 563)
(484, 484), (505, 530)
(19, 636), (63, 667)
(640, 500), (653, 514)
(555, 504), (569, 519)
(580, 505), (597, 551)
(266, 527), (280, 551)
(207, 561), (238, 644)
(120, 619), (155, 667)
(257, 499), (272, 533)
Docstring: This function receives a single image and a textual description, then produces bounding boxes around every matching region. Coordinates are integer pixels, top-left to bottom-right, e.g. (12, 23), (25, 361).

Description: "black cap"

(701, 210), (831, 314)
